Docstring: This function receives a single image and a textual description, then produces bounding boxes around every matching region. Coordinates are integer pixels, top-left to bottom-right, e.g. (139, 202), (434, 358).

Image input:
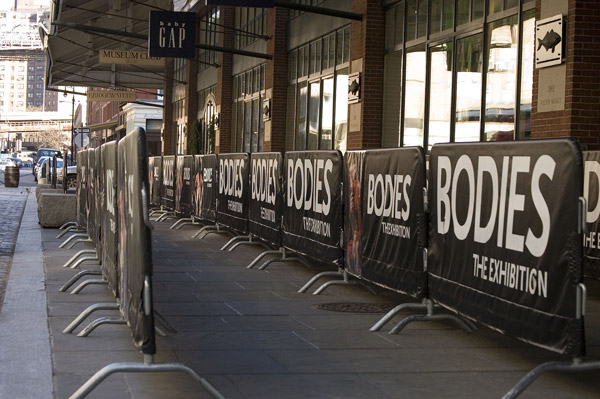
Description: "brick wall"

(216, 7), (235, 154)
(532, 0), (600, 150)
(348, 0), (385, 150)
(264, 6), (289, 152)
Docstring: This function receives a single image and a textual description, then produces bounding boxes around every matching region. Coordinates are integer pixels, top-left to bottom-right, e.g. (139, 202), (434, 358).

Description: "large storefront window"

(288, 26), (350, 152)
(232, 64), (265, 153)
(383, 0), (534, 150)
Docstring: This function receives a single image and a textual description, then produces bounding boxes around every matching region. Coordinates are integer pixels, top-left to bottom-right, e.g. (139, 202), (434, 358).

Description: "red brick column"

(347, 0), (385, 150)
(264, 6), (289, 152)
(532, 0), (600, 150)
(215, 7), (235, 154)
(162, 58), (175, 155)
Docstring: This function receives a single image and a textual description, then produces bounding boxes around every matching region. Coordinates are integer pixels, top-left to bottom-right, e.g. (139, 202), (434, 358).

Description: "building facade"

(159, 0), (599, 158)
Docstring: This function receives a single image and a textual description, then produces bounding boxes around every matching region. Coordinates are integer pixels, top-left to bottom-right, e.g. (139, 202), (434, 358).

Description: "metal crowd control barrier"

(169, 155), (195, 229)
(154, 155), (176, 222)
(68, 127), (224, 399)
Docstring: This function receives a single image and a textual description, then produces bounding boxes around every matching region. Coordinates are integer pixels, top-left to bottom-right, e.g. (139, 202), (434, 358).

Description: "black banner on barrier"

(102, 141), (119, 297)
(148, 156), (162, 207)
(118, 128), (155, 355)
(161, 155), (176, 210)
(282, 151), (343, 266)
(428, 140), (584, 357)
(94, 147), (103, 258)
(87, 149), (97, 244)
(347, 148), (427, 297)
(174, 155), (194, 217)
(344, 151), (364, 276)
(76, 150), (88, 229)
(249, 152), (283, 246)
(217, 153), (250, 233)
(193, 155), (217, 222)
(584, 151), (600, 280)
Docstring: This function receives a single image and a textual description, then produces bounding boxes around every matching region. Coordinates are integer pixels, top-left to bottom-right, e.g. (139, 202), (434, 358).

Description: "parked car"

(0, 158), (18, 171)
(57, 164), (77, 189)
(33, 156), (51, 181)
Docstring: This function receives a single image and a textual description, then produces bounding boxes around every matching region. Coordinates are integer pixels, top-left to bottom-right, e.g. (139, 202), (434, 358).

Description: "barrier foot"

(502, 359), (600, 399)
(389, 313), (476, 335)
(199, 225), (233, 240)
(63, 303), (120, 334)
(59, 233), (88, 248)
(68, 256), (99, 269)
(77, 317), (126, 337)
(247, 249), (281, 269)
(62, 249), (97, 268)
(220, 235), (250, 251)
(69, 356), (226, 399)
(68, 238), (93, 249)
(155, 326), (167, 337)
(369, 301), (431, 331)
(258, 248), (312, 270)
(229, 236), (270, 251)
(169, 218), (193, 230)
(156, 212), (175, 222)
(192, 224), (216, 238)
(70, 279), (108, 295)
(298, 271), (343, 293)
(59, 270), (102, 292)
(57, 226), (84, 239)
(59, 221), (77, 230)
(313, 277), (358, 295)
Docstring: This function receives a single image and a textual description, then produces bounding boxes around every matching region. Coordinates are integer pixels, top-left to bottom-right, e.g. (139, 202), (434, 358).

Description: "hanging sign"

(148, 11), (196, 59)
(87, 90), (136, 102)
(99, 49), (164, 67)
(535, 14), (564, 69)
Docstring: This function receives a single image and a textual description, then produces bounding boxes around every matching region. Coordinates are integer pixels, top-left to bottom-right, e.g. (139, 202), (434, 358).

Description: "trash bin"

(4, 166), (19, 187)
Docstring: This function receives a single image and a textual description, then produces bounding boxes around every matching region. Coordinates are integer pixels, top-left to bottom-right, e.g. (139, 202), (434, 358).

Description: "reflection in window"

(403, 46), (426, 147)
(382, 52), (402, 147)
(244, 101), (252, 152)
(308, 81), (321, 150)
(321, 77), (334, 149)
(296, 82), (307, 150)
(335, 70), (348, 152)
(428, 42), (453, 149)
(519, 11), (535, 139)
(252, 99), (259, 152)
(455, 34), (483, 142)
(485, 16), (518, 141)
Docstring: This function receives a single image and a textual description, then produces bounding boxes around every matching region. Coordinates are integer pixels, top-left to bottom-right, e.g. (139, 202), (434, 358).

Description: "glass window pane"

(343, 27), (350, 63)
(296, 82), (307, 150)
(455, 34), (483, 142)
(489, 0), (503, 14)
(443, 0), (455, 30)
(403, 45), (426, 147)
(310, 41), (317, 75)
(395, 4), (404, 45)
(457, 0), (469, 26)
(430, 0), (442, 35)
(417, 0), (427, 38)
(244, 101), (252, 152)
(473, 0), (484, 20)
(252, 98), (259, 152)
(382, 51), (403, 148)
(321, 77), (334, 149)
(385, 8), (395, 50)
(335, 69), (348, 152)
(259, 97), (264, 151)
(506, 0), (518, 10)
(308, 81), (321, 150)
(519, 11), (535, 139)
(336, 30), (344, 65)
(406, 0), (417, 42)
(484, 16), (518, 141)
(428, 42), (453, 149)
(237, 102), (244, 151)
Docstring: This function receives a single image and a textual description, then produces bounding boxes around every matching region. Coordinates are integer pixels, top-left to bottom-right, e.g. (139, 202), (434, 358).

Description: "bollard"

(4, 166), (19, 187)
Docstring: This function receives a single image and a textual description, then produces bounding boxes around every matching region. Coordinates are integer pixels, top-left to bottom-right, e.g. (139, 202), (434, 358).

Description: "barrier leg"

(57, 226), (84, 239)
(67, 238), (93, 249)
(169, 217), (193, 230)
(59, 270), (102, 292)
(192, 224), (216, 238)
(228, 235), (270, 251)
(69, 355), (226, 399)
(220, 235), (250, 251)
(70, 279), (108, 295)
(59, 233), (88, 248)
(62, 249), (97, 267)
(68, 256), (99, 269)
(156, 212), (175, 222)
(258, 248), (313, 270)
(298, 271), (343, 293)
(502, 359), (600, 399)
(312, 271), (365, 295)
(77, 317), (126, 337)
(370, 300), (432, 331)
(247, 249), (281, 269)
(388, 299), (477, 334)
(63, 303), (119, 334)
(199, 225), (233, 240)
(59, 221), (77, 230)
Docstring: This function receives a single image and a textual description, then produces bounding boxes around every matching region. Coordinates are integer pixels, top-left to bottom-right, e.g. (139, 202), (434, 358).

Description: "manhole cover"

(313, 302), (395, 313)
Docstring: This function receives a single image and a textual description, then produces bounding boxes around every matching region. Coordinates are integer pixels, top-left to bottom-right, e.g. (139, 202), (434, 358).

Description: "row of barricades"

(55, 128), (225, 399)
(149, 139), (600, 398)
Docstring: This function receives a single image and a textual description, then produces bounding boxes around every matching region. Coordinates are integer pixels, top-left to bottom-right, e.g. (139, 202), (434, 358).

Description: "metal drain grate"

(313, 302), (395, 314)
